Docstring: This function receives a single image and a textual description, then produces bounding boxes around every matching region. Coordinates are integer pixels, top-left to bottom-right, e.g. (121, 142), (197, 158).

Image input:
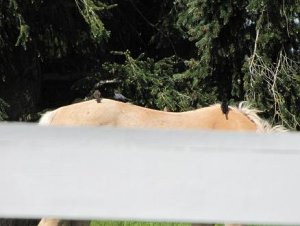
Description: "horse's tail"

(235, 102), (288, 133)
(38, 109), (57, 125)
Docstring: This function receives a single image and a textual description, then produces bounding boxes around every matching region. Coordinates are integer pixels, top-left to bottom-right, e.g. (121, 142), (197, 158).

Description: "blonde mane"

(232, 102), (287, 133)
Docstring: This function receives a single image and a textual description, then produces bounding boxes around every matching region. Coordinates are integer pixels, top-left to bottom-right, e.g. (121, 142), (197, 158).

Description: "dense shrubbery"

(0, 0), (299, 129)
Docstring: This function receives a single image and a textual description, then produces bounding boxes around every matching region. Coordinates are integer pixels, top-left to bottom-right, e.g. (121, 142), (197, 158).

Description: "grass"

(91, 221), (282, 226)
(91, 221), (191, 226)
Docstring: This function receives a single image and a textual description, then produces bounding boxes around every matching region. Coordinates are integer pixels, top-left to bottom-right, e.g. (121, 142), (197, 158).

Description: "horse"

(39, 98), (284, 132)
(37, 98), (286, 226)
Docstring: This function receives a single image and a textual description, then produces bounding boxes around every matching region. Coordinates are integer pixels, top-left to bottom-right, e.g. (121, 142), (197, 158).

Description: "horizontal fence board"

(0, 123), (300, 224)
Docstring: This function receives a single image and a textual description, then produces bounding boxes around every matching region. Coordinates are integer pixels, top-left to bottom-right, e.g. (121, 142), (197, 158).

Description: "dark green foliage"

(243, 0), (300, 129)
(176, 0), (300, 129)
(1, 0), (300, 129)
(75, 0), (116, 41)
(102, 51), (194, 111)
(0, 98), (9, 120)
(177, 0), (255, 103)
(0, 0), (113, 120)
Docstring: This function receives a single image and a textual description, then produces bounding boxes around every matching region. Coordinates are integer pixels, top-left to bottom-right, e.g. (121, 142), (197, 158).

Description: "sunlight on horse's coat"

(37, 99), (285, 226)
(39, 98), (285, 133)
(40, 99), (255, 130)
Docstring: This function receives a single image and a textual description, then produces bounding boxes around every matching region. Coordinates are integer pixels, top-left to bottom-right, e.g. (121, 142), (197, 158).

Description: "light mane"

(231, 102), (287, 133)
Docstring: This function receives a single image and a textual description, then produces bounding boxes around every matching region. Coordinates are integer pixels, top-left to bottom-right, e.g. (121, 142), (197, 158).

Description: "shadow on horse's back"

(37, 98), (286, 226)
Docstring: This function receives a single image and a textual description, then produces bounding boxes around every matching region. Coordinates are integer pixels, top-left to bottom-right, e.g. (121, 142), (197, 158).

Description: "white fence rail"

(0, 123), (300, 225)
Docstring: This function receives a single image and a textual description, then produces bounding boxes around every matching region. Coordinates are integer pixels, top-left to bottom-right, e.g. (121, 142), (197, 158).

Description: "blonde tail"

(38, 110), (57, 125)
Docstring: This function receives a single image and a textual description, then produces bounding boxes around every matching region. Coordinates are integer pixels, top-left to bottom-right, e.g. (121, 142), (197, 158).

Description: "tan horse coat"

(38, 99), (285, 226)
(40, 98), (257, 131)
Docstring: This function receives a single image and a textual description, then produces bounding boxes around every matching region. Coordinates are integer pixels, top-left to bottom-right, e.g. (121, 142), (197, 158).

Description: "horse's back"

(41, 99), (122, 126)
(40, 99), (186, 127)
(39, 99), (257, 131)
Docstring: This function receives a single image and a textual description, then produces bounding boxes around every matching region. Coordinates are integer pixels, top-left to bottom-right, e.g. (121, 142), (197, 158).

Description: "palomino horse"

(37, 98), (285, 226)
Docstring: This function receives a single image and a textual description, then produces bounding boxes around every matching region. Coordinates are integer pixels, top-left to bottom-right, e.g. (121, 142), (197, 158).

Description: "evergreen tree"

(177, 1), (253, 106)
(1, 0), (300, 129)
(0, 0), (112, 120)
(176, 0), (300, 129)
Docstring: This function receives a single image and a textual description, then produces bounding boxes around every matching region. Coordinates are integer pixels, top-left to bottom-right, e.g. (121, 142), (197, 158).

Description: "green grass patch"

(91, 221), (285, 226)
(91, 221), (190, 226)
